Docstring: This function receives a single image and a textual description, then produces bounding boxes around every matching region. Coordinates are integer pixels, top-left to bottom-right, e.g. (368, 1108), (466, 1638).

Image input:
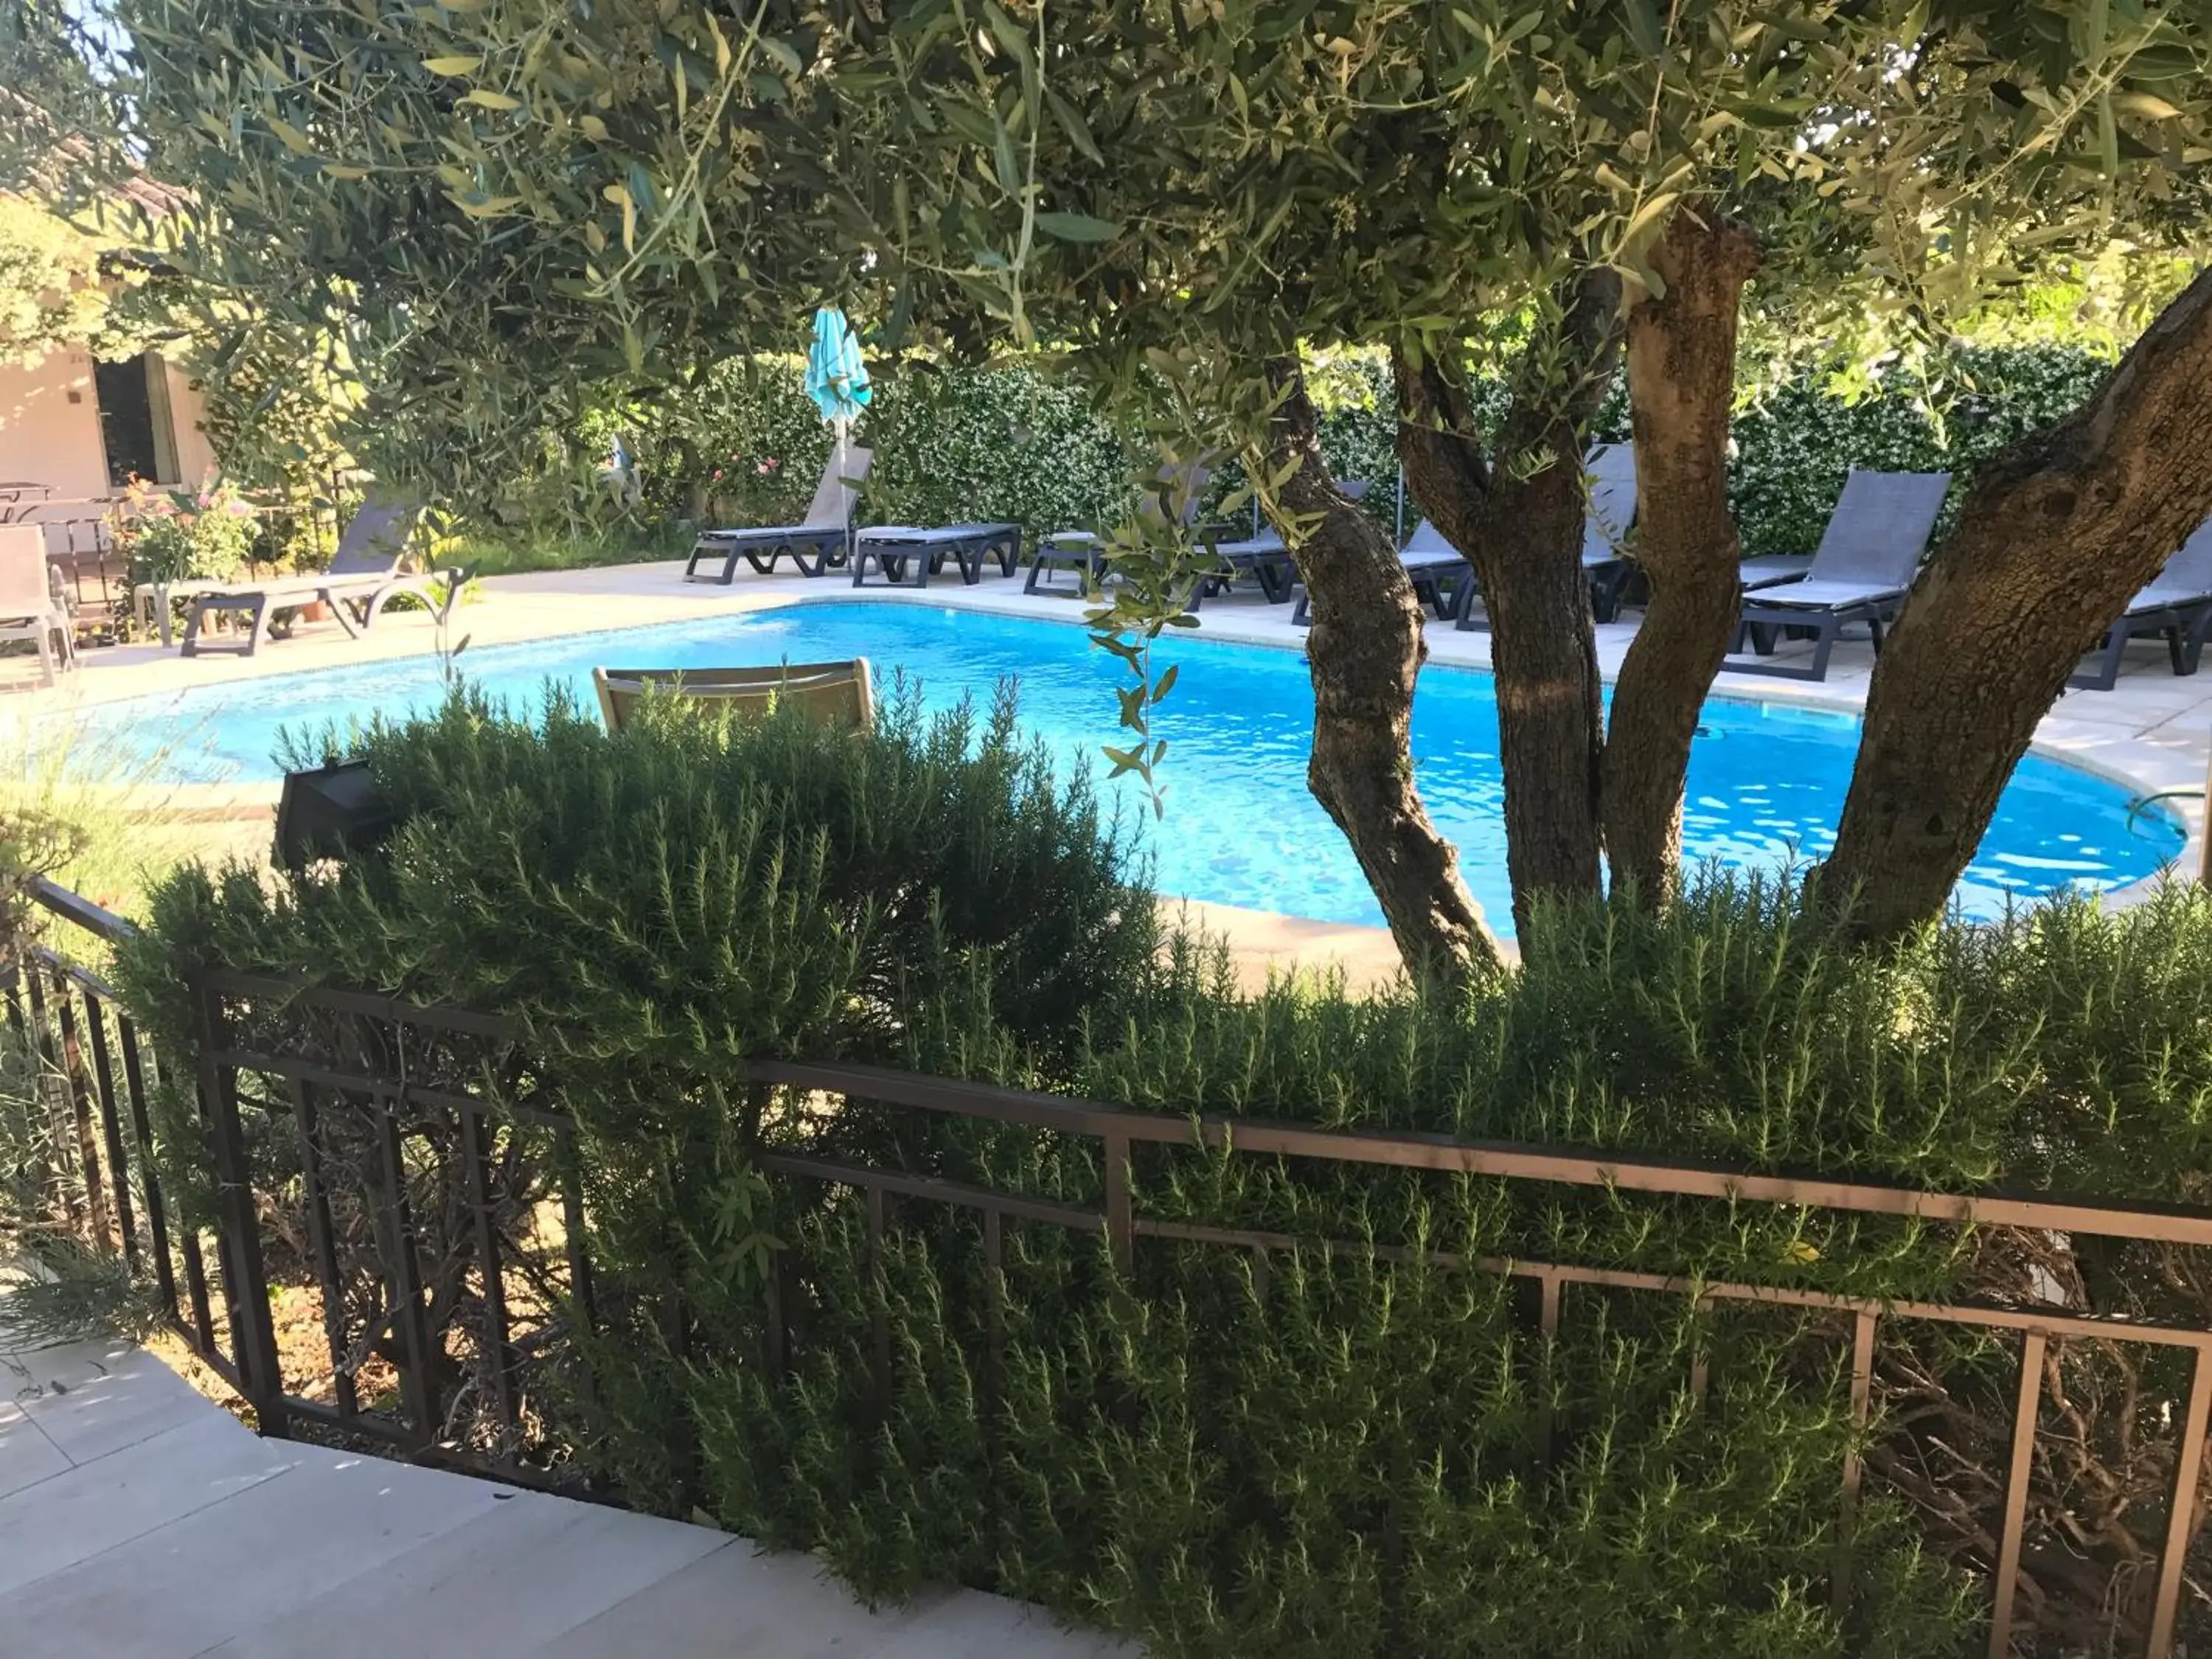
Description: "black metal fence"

(189, 960), (587, 1470)
(3, 881), (231, 1387)
(13, 877), (2212, 1657)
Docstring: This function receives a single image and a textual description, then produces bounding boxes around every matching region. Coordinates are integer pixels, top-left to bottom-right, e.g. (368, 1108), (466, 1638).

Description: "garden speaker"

(274, 759), (397, 871)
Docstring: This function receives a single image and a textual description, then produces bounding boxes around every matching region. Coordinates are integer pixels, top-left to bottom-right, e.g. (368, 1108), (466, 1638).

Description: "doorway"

(95, 352), (180, 488)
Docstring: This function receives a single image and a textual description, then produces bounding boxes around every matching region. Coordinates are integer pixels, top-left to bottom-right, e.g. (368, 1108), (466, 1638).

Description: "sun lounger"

(171, 496), (451, 659)
(1581, 444), (1640, 622)
(1291, 518), (1475, 626)
(1719, 468), (1952, 682)
(1453, 443), (1640, 629)
(1738, 467), (1953, 594)
(850, 522), (1023, 588)
(0, 524), (75, 685)
(2070, 517), (2212, 691)
(592, 659), (876, 733)
(1187, 527), (1295, 607)
(1189, 481), (1371, 611)
(1026, 462), (1213, 595)
(685, 444), (874, 582)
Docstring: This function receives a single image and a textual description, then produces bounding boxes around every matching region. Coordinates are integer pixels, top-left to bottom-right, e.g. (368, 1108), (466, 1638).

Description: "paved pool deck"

(9, 556), (2208, 980)
(0, 1298), (1133, 1659)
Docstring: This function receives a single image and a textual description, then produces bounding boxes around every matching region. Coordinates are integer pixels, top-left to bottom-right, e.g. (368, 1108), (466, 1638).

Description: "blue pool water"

(80, 602), (2182, 933)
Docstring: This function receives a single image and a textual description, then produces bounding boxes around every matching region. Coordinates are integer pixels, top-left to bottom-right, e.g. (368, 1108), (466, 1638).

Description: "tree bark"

(1395, 271), (1624, 936)
(1822, 266), (2212, 941)
(1603, 211), (1761, 906)
(1263, 357), (1508, 980)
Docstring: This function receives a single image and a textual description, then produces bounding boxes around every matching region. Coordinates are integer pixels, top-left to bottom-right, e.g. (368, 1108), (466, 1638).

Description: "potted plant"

(108, 475), (259, 639)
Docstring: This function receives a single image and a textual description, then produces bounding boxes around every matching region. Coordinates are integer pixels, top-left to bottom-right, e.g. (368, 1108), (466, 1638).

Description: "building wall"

(0, 346), (224, 572)
(0, 345), (220, 501)
(0, 347), (111, 501)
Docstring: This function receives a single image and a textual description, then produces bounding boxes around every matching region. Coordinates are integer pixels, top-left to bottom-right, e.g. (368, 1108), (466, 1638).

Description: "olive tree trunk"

(1602, 211), (1761, 905)
(1263, 358), (1507, 978)
(1394, 272), (1623, 935)
(1822, 266), (2212, 941)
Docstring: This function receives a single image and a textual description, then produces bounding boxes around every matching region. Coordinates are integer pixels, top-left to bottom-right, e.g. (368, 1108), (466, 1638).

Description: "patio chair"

(1189, 480), (1371, 611)
(592, 659), (876, 734)
(1455, 443), (1640, 629)
(1026, 461), (1214, 595)
(174, 496), (451, 659)
(2070, 516), (2212, 692)
(1719, 468), (1952, 682)
(0, 524), (76, 686)
(685, 444), (874, 582)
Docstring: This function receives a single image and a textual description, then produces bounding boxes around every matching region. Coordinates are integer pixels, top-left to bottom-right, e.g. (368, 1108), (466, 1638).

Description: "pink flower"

(712, 468), (724, 481)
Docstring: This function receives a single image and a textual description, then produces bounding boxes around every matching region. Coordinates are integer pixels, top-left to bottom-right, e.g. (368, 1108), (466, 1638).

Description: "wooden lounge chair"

(592, 659), (876, 733)
(685, 444), (874, 582)
(0, 524), (76, 686)
(2070, 516), (2212, 692)
(175, 497), (452, 659)
(1720, 468), (1952, 682)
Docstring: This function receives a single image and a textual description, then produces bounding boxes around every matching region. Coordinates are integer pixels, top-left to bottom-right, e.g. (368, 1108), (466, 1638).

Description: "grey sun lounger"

(851, 522), (1023, 588)
(174, 496), (453, 658)
(1453, 442), (1640, 629)
(1719, 467), (1952, 682)
(594, 659), (875, 733)
(1189, 481), (1372, 611)
(2070, 516), (2212, 692)
(1581, 443), (1640, 622)
(686, 444), (874, 582)
(1026, 461), (1213, 595)
(1291, 517), (1475, 626)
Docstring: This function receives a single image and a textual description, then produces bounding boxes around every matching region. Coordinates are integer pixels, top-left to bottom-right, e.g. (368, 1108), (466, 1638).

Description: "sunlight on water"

(73, 602), (2186, 936)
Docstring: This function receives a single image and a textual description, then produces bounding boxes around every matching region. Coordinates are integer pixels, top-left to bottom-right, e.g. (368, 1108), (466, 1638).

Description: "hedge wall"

(588, 341), (2114, 557)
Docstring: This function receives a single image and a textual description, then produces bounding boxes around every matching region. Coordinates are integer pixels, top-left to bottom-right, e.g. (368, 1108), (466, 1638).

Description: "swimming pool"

(74, 600), (2183, 933)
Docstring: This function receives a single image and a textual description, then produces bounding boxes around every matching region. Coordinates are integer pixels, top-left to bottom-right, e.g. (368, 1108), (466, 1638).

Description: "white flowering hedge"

(581, 343), (2113, 555)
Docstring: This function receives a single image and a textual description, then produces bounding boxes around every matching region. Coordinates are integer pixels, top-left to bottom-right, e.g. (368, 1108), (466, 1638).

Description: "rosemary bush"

(111, 696), (2212, 1657)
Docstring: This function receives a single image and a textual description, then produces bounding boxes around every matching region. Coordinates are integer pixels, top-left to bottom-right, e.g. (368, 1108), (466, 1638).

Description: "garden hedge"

(116, 698), (2212, 1658)
(568, 341), (2114, 557)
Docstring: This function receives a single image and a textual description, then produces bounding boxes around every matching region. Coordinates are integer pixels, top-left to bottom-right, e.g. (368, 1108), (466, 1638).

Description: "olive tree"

(15, 0), (2211, 969)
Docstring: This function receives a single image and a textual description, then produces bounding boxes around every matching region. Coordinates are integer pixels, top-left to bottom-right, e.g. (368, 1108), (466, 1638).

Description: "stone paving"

(0, 1302), (1133, 1659)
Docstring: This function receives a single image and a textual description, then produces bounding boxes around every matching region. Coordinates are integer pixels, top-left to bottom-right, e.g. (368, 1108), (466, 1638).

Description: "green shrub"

(529, 340), (2116, 565)
(1728, 344), (2115, 554)
(109, 475), (260, 590)
(114, 678), (1160, 1211)
(112, 700), (2212, 1656)
(597, 356), (1140, 546)
(661, 880), (2212, 1658)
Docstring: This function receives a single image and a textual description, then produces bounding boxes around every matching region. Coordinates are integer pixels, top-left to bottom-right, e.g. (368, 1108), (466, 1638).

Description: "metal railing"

(4, 880), (234, 1390)
(187, 961), (587, 1473)
(13, 878), (2212, 1655)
